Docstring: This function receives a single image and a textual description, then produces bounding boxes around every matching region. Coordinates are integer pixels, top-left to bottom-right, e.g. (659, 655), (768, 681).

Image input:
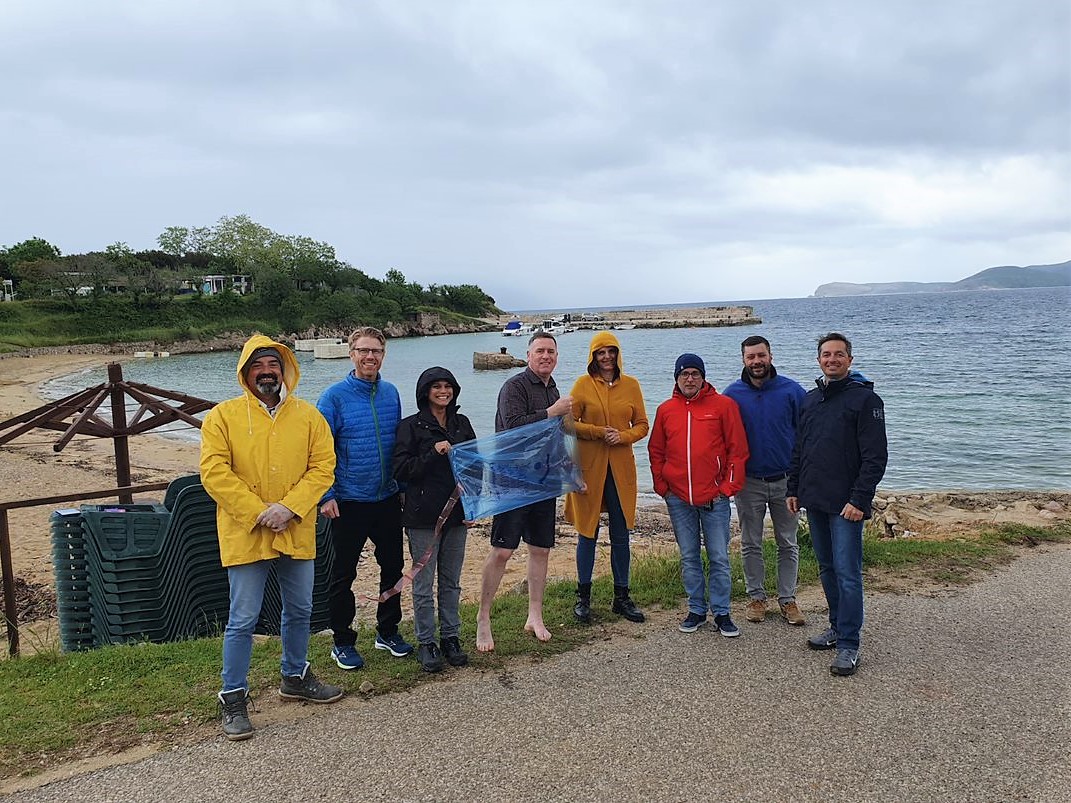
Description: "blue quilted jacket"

(316, 372), (402, 503)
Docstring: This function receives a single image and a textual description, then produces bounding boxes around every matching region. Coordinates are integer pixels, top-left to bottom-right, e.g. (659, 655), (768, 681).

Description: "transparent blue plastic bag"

(448, 416), (583, 521)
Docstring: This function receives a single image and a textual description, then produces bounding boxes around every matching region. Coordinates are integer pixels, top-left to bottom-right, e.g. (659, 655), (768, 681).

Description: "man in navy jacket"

(724, 336), (808, 627)
(787, 332), (887, 677)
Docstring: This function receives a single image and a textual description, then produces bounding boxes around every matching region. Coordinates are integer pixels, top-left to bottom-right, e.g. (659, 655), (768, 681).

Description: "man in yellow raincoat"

(200, 335), (342, 741)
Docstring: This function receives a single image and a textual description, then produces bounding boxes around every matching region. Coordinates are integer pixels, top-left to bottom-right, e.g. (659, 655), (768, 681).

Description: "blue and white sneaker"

(807, 627), (838, 651)
(714, 614), (740, 638)
(374, 632), (414, 657)
(331, 644), (364, 670)
(830, 648), (860, 676)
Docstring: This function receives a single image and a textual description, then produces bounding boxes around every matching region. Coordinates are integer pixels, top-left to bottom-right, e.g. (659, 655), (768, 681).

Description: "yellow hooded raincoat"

(563, 331), (649, 538)
(199, 335), (336, 567)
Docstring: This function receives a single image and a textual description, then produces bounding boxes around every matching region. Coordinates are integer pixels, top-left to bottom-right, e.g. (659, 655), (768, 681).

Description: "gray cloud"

(1, 0), (1067, 307)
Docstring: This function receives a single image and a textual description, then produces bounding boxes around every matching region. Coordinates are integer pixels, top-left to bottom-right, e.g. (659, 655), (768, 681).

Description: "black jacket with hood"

(787, 370), (888, 518)
(391, 367), (477, 529)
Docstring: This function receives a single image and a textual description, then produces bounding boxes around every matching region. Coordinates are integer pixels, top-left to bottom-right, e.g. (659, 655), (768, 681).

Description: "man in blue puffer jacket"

(788, 332), (887, 678)
(317, 326), (414, 670)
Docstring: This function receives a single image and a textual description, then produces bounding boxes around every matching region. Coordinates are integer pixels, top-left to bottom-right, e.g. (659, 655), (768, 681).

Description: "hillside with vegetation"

(0, 215), (501, 351)
(813, 260), (1071, 297)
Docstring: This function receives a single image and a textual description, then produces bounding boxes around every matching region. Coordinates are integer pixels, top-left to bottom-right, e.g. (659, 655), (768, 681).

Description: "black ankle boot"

(574, 582), (592, 623)
(612, 585), (645, 623)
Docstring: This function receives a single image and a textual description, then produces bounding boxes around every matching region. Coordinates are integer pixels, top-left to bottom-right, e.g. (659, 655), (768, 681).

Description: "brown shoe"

(745, 599), (767, 623)
(779, 601), (806, 626)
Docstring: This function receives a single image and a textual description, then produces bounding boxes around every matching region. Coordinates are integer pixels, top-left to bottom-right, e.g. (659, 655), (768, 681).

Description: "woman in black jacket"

(392, 366), (477, 672)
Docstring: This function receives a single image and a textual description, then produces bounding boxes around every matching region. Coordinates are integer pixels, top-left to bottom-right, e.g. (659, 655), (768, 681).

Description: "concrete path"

(7, 544), (1070, 803)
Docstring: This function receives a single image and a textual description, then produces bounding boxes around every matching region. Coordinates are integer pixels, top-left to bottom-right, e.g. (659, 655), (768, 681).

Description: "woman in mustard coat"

(564, 331), (649, 622)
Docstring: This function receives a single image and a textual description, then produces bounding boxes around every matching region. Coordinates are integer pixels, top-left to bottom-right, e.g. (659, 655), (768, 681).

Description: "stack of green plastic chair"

(51, 475), (336, 650)
(50, 509), (93, 652)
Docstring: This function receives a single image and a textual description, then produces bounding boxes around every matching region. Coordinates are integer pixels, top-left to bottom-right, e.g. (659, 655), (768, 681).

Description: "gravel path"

(7, 543), (1070, 803)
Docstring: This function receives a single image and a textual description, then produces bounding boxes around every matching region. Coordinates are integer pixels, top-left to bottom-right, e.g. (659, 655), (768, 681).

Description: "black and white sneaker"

(678, 612), (707, 633)
(714, 614), (740, 638)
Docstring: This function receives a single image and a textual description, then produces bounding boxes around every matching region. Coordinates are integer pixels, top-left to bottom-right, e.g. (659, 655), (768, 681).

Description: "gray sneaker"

(279, 665), (344, 703)
(807, 627), (838, 651)
(218, 688), (253, 741)
(830, 648), (860, 676)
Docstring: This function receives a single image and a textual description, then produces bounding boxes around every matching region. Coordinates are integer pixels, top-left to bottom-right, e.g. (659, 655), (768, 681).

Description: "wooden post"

(108, 363), (133, 504)
(0, 510), (19, 657)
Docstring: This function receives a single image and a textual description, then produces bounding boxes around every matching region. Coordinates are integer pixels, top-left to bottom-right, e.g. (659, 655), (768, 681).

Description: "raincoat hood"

(415, 366), (461, 412)
(586, 331), (623, 376)
(237, 334), (300, 396)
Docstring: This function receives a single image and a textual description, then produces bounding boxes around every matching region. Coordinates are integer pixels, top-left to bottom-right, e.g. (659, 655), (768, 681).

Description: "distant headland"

(813, 260), (1071, 297)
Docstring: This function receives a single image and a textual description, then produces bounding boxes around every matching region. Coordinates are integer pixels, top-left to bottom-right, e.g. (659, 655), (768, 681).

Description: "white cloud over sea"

(1, 0), (1068, 308)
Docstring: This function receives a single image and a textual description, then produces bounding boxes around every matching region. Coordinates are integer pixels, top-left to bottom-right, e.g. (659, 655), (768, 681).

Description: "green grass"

(1, 521), (1067, 779)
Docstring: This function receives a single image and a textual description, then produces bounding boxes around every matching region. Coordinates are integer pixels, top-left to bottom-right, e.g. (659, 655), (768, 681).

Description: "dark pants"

(327, 496), (404, 644)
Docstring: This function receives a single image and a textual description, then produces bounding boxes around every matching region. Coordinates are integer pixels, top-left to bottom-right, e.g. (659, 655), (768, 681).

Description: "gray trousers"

(407, 525), (468, 645)
(734, 476), (800, 604)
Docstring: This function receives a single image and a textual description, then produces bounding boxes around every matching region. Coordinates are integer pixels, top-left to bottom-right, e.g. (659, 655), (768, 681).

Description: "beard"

(747, 364), (769, 379)
(254, 374), (281, 396)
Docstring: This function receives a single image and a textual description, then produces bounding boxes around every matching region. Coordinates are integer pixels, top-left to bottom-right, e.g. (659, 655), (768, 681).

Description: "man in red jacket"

(649, 353), (749, 636)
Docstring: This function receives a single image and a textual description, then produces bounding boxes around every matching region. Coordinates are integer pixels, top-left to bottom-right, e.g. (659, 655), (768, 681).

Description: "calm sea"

(44, 287), (1071, 495)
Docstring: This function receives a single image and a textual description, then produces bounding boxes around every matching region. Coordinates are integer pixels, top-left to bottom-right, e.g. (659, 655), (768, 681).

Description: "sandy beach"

(0, 353), (681, 633)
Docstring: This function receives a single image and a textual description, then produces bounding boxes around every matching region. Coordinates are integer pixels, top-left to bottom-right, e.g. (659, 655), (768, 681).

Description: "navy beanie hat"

(674, 353), (706, 380)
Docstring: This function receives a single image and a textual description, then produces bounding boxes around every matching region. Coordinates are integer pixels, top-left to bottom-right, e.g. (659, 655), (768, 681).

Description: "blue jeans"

(807, 510), (864, 651)
(407, 525), (467, 645)
(221, 556), (315, 692)
(576, 467), (631, 587)
(665, 493), (732, 617)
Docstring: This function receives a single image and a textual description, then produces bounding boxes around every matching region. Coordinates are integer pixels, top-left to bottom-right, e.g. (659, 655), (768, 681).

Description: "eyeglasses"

(678, 370), (703, 379)
(351, 347), (385, 357)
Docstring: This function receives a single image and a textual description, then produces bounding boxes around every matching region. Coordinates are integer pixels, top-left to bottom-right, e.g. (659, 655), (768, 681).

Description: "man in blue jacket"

(317, 326), (414, 670)
(724, 336), (808, 627)
(787, 333), (887, 677)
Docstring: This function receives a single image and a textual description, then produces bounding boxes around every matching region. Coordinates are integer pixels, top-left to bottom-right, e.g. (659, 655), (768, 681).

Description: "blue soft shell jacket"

(316, 372), (402, 502)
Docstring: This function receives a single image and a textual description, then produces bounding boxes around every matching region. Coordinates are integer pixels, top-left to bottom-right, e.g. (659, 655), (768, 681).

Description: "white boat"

(505, 323), (536, 337)
(614, 322), (637, 330)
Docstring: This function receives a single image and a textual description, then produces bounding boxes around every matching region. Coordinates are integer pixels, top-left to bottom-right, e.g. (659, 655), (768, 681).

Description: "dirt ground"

(2, 352), (1069, 647)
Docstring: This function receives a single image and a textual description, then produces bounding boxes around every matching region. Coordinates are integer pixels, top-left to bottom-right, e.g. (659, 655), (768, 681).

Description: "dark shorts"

(490, 498), (557, 550)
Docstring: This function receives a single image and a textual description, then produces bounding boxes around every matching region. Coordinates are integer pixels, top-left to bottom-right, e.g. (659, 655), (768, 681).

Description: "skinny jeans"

(576, 466), (631, 587)
(407, 524), (467, 645)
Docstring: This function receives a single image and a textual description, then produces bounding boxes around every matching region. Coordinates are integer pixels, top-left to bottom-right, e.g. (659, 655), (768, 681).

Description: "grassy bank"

(2, 522), (1067, 780)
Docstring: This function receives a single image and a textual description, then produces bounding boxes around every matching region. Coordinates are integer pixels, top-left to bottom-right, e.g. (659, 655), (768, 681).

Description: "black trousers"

(327, 496), (404, 644)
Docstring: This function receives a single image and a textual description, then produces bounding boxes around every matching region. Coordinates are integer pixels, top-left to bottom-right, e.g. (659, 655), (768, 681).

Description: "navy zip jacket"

(723, 366), (807, 478)
(392, 367), (476, 529)
(787, 370), (888, 518)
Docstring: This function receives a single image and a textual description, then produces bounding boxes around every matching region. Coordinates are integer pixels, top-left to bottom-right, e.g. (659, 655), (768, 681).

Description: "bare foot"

(524, 619), (552, 642)
(476, 617), (495, 652)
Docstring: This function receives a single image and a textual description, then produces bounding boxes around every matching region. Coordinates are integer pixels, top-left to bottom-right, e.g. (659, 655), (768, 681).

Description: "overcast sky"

(2, 1), (1068, 309)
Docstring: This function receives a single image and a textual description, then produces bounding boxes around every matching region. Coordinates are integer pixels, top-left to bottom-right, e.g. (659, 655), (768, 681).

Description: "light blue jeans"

(807, 510), (864, 651)
(221, 556), (314, 692)
(665, 493), (732, 617)
(407, 525), (467, 645)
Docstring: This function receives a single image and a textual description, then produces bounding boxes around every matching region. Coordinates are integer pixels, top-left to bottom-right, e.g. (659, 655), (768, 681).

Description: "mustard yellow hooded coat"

(200, 335), (336, 567)
(563, 332), (650, 538)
